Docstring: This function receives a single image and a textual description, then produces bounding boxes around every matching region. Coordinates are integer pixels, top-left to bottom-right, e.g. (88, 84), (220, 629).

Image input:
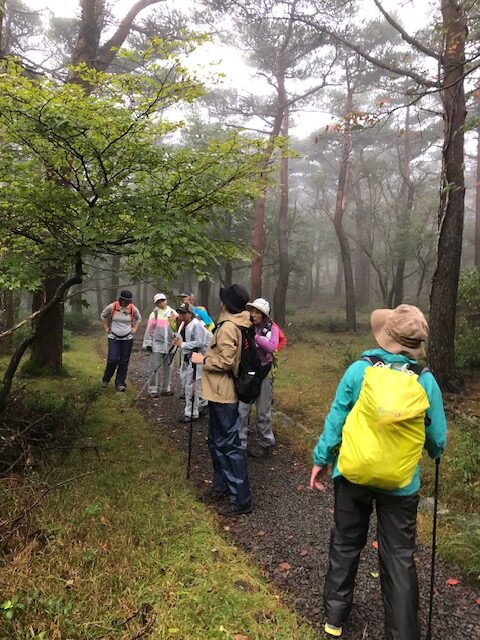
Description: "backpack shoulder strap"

(362, 355), (384, 366)
(111, 301), (119, 318)
(127, 304), (134, 321)
(407, 363), (429, 376)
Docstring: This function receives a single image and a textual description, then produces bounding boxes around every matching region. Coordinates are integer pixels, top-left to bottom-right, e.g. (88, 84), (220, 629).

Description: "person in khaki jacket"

(192, 284), (252, 516)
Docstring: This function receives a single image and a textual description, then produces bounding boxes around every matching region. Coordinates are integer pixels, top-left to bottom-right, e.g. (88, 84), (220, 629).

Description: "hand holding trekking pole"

(309, 464), (328, 492)
(191, 352), (204, 365)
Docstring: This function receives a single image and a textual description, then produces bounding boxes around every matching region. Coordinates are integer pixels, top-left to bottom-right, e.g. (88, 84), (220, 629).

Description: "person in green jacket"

(310, 304), (447, 639)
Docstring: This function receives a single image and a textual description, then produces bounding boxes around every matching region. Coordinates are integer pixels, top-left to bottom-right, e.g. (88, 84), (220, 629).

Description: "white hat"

(247, 297), (271, 318)
(154, 293), (167, 303)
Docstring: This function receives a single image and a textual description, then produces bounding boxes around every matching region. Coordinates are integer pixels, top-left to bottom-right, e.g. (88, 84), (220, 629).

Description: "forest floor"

(129, 345), (480, 640)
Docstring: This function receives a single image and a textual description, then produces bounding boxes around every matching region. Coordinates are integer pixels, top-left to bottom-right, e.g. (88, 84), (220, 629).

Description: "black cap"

(219, 284), (250, 314)
(176, 302), (194, 315)
(119, 289), (133, 301)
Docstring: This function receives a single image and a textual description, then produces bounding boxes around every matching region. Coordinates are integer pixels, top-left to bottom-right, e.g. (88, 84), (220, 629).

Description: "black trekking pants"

(324, 478), (420, 640)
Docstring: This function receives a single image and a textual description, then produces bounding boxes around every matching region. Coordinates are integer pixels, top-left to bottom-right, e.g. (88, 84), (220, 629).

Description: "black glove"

(146, 346), (152, 353)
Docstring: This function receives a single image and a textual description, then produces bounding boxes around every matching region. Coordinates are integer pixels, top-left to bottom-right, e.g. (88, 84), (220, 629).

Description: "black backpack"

(234, 325), (262, 403)
(216, 321), (262, 403)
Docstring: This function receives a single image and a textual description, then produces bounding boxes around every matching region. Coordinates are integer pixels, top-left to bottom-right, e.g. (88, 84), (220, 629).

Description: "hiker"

(191, 284), (252, 516)
(179, 291), (215, 331)
(238, 298), (278, 457)
(142, 293), (178, 397)
(309, 304), (447, 640)
(101, 289), (141, 392)
(173, 303), (209, 423)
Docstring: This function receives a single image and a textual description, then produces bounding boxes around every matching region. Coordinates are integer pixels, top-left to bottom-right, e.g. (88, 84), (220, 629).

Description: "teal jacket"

(313, 348), (447, 496)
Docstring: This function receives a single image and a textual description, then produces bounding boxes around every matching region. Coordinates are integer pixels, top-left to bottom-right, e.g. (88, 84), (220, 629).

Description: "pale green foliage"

(0, 50), (265, 290)
(457, 267), (480, 311)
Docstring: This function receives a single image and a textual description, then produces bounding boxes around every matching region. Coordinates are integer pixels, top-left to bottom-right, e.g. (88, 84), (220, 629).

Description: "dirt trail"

(129, 351), (480, 640)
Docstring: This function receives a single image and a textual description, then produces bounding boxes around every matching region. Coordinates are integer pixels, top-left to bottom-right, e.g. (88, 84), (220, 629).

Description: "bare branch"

(373, 0), (441, 61)
(296, 15), (440, 89)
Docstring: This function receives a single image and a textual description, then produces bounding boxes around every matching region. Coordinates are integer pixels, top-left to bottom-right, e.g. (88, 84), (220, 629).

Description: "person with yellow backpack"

(309, 304), (447, 640)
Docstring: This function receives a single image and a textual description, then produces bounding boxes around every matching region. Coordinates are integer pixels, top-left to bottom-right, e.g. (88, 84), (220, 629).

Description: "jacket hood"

(362, 347), (418, 364)
(218, 309), (251, 329)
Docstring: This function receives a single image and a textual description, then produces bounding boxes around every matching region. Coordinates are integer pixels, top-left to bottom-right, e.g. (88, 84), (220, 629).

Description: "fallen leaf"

(446, 578), (460, 586)
(257, 530), (266, 537)
(372, 540), (379, 549)
(223, 526), (230, 531)
(234, 635), (250, 640)
(476, 597), (480, 606)
(370, 571), (380, 579)
(275, 561), (291, 573)
(296, 484), (304, 492)
(299, 549), (308, 557)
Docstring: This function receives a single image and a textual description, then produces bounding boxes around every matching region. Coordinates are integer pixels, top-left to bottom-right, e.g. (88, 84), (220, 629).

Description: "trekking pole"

(131, 322), (184, 405)
(186, 358), (197, 480)
(426, 457), (440, 640)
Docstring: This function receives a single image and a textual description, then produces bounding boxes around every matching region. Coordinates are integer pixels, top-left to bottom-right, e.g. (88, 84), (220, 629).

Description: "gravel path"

(129, 351), (480, 639)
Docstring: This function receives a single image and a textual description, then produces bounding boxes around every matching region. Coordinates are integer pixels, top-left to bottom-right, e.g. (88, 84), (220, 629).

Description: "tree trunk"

(0, 262), (83, 410)
(0, 290), (14, 355)
(0, 0), (5, 56)
(334, 254), (343, 297)
(475, 123), (480, 267)
(34, 0), (162, 373)
(225, 262), (233, 288)
(352, 167), (370, 308)
(273, 106), (289, 327)
(109, 255), (121, 302)
(429, 0), (466, 389)
(199, 280), (210, 309)
(250, 106), (285, 299)
(30, 275), (65, 373)
(142, 281), (149, 311)
(393, 106), (415, 307)
(94, 262), (104, 316)
(70, 282), (84, 314)
(333, 80), (356, 331)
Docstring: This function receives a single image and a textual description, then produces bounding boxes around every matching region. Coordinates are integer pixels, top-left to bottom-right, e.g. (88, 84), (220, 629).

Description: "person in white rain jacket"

(173, 303), (209, 423)
(142, 293), (178, 397)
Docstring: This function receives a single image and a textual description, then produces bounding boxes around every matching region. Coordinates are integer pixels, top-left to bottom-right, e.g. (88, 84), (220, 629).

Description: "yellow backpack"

(337, 357), (430, 490)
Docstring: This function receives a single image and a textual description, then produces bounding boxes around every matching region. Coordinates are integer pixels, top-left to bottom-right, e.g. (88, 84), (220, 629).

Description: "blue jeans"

(102, 338), (133, 388)
(207, 401), (251, 509)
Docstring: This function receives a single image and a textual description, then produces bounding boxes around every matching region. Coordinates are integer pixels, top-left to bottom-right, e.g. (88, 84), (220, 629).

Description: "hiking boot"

(324, 623), (342, 637)
(199, 489), (228, 504)
(247, 444), (274, 458)
(199, 406), (209, 418)
(178, 415), (198, 423)
(149, 392), (159, 398)
(161, 390), (174, 396)
(116, 384), (126, 392)
(217, 502), (252, 516)
(101, 381), (108, 389)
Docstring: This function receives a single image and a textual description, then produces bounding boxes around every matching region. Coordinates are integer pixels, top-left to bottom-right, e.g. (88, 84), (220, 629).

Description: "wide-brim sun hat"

(247, 297), (271, 319)
(370, 304), (429, 360)
(219, 284), (250, 314)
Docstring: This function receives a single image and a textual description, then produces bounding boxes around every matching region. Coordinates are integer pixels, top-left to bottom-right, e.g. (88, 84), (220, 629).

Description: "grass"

(273, 319), (480, 581)
(0, 336), (319, 640)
